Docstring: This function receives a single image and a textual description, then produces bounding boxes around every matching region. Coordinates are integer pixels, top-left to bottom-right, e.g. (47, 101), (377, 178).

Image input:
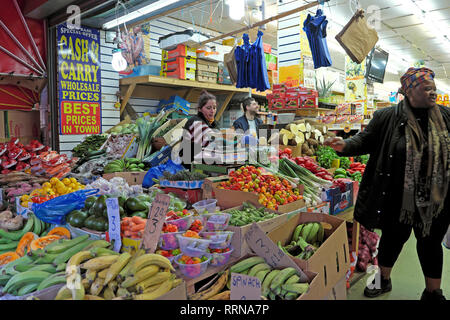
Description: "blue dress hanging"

(303, 9), (332, 69)
(235, 33), (251, 88)
(254, 30), (270, 92)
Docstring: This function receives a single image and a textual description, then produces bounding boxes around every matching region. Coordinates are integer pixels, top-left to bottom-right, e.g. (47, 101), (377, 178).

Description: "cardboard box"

(267, 212), (350, 299)
(196, 59), (219, 73)
(162, 56), (197, 71)
(103, 172), (147, 186)
(243, 223), (323, 300)
(158, 96), (191, 115)
(206, 179), (306, 214)
(280, 145), (302, 158)
(299, 91), (318, 108)
(196, 75), (218, 84)
(121, 236), (142, 254)
(270, 98), (286, 110)
(335, 103), (352, 115)
(323, 181), (354, 215)
(285, 91), (300, 109)
(322, 275), (347, 300)
(272, 89), (286, 99)
(166, 68), (196, 81)
(268, 70), (278, 86)
(5, 110), (40, 144)
(263, 43), (272, 54)
(224, 201), (297, 258)
(265, 53), (277, 71)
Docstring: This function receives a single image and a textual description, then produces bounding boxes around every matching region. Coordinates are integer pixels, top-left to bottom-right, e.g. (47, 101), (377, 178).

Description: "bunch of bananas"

(279, 222), (325, 260)
(56, 249), (182, 300)
(0, 235), (111, 297)
(229, 256), (310, 300)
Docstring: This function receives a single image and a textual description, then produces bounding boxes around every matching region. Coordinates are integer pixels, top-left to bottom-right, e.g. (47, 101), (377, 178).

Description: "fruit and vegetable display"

(109, 123), (139, 135)
(0, 138), (47, 174)
(227, 202), (279, 226)
(20, 177), (85, 208)
(315, 145), (340, 169)
(59, 249), (182, 300)
(120, 216), (147, 239)
(72, 135), (108, 159)
(347, 225), (380, 272)
(333, 164), (365, 182)
(291, 156), (334, 182)
(277, 222), (325, 260)
(102, 134), (136, 159)
(86, 177), (143, 198)
(216, 165), (302, 211)
(103, 158), (149, 174)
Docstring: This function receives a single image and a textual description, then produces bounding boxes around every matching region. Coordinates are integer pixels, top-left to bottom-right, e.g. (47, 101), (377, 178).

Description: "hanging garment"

(254, 31), (270, 92)
(303, 9), (332, 69)
(235, 33), (251, 88)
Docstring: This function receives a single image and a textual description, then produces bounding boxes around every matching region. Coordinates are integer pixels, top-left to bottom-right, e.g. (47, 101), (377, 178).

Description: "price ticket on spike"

(106, 198), (122, 252)
(140, 193), (170, 253)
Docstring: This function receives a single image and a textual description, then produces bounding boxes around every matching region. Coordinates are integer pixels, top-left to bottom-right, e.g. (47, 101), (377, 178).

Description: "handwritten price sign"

(230, 272), (262, 300)
(106, 198), (122, 252)
(140, 193), (170, 253)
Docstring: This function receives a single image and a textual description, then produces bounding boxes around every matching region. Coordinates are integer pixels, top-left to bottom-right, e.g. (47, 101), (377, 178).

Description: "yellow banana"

(97, 268), (108, 279)
(118, 249), (145, 281)
(188, 270), (229, 300)
(55, 285), (71, 300)
(120, 265), (159, 288)
(103, 286), (116, 300)
(117, 287), (131, 298)
(90, 277), (104, 296)
(135, 272), (172, 293)
(66, 251), (94, 273)
(81, 278), (90, 291)
(108, 280), (118, 292)
(85, 269), (97, 283)
(133, 278), (173, 300)
(80, 255), (119, 271)
(103, 252), (131, 286)
(129, 254), (174, 276)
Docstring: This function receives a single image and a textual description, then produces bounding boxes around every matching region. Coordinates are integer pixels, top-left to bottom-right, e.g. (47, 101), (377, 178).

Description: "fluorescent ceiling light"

(103, 0), (182, 29)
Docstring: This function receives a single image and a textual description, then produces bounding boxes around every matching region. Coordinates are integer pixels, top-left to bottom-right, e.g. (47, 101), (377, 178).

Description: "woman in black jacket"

(179, 90), (219, 168)
(325, 67), (450, 301)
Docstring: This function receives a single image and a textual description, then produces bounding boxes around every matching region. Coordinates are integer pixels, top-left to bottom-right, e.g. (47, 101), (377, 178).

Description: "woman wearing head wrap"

(325, 67), (450, 300)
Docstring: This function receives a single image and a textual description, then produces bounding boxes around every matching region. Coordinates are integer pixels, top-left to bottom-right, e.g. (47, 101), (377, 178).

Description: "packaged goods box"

(267, 212), (350, 299)
(323, 181), (354, 215)
(103, 172), (147, 186)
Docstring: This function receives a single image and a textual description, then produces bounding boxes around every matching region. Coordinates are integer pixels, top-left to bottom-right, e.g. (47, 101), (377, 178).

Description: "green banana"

(270, 267), (298, 292)
(230, 256), (265, 274)
(0, 215), (34, 241)
(1, 255), (33, 275)
(247, 263), (271, 277)
(317, 223), (324, 243)
(300, 223), (313, 243)
(0, 274), (12, 286)
(262, 269), (280, 297)
(281, 283), (310, 296)
(45, 234), (90, 254)
(32, 215), (42, 236)
(296, 236), (312, 252)
(56, 263), (67, 272)
(17, 282), (40, 296)
(28, 264), (58, 274)
(255, 269), (271, 284)
(0, 238), (13, 244)
(0, 241), (19, 251)
(52, 239), (95, 266)
(293, 224), (305, 242)
(34, 253), (60, 265)
(90, 247), (120, 257)
(308, 223), (320, 243)
(36, 274), (66, 291)
(3, 271), (51, 293)
(83, 240), (111, 251)
(279, 274), (301, 298)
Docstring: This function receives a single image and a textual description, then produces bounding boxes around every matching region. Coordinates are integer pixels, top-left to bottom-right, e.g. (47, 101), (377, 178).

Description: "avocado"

(69, 212), (87, 228)
(119, 206), (126, 218)
(125, 198), (148, 212)
(92, 195), (107, 217)
(92, 217), (108, 232)
(118, 196), (127, 208)
(84, 196), (97, 210)
(131, 211), (148, 219)
(84, 215), (98, 230)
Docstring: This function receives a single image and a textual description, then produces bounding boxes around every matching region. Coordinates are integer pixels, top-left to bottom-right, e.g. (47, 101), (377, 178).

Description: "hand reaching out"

(324, 137), (346, 152)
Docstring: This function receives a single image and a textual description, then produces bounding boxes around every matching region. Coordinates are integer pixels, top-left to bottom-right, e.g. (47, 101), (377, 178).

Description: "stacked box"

(196, 59), (219, 83)
(268, 82), (318, 111)
(160, 44), (197, 80)
(265, 53), (278, 71)
(218, 63), (232, 85)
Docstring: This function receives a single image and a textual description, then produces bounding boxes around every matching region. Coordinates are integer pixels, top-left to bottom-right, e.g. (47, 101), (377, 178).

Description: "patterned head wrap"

(400, 67), (435, 94)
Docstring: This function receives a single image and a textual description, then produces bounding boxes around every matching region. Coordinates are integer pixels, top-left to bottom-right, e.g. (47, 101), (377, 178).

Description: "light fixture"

(226, 0), (245, 21)
(111, 48), (127, 71)
(103, 0), (182, 29)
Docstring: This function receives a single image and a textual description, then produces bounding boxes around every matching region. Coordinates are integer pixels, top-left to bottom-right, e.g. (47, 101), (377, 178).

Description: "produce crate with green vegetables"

(158, 170), (208, 189)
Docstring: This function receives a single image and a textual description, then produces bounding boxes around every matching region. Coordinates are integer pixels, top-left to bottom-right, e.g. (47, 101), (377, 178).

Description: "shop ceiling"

(25, 0), (449, 87)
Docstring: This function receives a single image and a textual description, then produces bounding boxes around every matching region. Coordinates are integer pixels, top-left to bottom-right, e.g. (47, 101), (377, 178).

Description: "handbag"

(335, 9), (379, 64)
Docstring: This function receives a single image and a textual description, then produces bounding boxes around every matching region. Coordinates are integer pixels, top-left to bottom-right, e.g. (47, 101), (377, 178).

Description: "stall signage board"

(140, 194), (171, 253)
(57, 23), (102, 135)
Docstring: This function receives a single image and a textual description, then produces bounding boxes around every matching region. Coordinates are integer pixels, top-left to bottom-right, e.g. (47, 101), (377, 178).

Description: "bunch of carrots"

(121, 216), (147, 239)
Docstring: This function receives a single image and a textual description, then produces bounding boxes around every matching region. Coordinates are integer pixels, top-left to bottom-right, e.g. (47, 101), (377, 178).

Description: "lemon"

(21, 202), (29, 208)
(62, 178), (71, 186)
(42, 182), (51, 189)
(50, 177), (59, 185)
(70, 178), (78, 184)
(21, 195), (30, 202)
(56, 185), (67, 194)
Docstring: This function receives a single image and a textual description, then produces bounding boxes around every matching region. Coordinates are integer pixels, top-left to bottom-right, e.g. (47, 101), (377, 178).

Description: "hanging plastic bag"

(31, 189), (99, 225)
(142, 159), (185, 188)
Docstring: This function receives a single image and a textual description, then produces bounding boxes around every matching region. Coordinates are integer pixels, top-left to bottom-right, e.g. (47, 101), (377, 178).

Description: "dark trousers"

(377, 210), (450, 279)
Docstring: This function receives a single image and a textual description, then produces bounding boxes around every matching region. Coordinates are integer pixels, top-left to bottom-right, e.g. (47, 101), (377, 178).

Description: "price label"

(106, 198), (122, 252)
(16, 197), (30, 218)
(230, 272), (262, 300)
(140, 193), (170, 253)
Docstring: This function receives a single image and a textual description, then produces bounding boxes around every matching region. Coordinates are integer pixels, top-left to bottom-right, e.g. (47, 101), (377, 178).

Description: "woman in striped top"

(180, 90), (219, 167)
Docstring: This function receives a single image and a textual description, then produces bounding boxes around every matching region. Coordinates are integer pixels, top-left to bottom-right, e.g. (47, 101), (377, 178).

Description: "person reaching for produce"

(324, 67), (450, 301)
(179, 90), (219, 168)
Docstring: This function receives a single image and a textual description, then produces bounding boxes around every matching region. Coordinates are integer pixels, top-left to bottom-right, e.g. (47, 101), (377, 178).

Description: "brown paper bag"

(224, 45), (238, 84)
(335, 9), (379, 64)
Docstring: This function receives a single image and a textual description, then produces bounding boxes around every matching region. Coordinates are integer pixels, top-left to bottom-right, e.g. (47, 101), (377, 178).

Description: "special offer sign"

(57, 23), (101, 135)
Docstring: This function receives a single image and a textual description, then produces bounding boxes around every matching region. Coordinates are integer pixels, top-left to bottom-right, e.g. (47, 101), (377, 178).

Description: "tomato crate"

(160, 186), (203, 204)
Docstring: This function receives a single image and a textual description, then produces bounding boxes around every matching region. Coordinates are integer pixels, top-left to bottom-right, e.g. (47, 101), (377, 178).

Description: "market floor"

(347, 230), (450, 300)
